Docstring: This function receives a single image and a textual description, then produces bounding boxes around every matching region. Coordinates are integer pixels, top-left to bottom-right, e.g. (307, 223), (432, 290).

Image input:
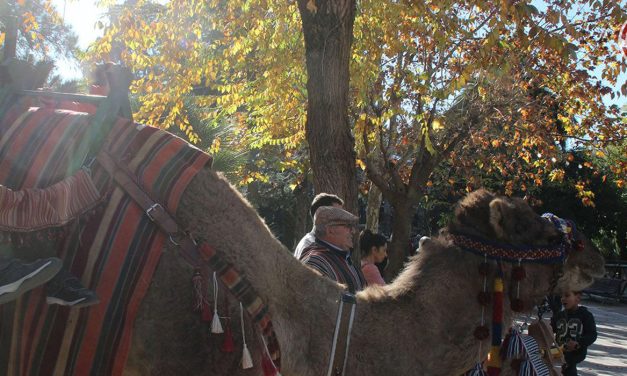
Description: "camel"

(0, 63), (604, 375)
(125, 175), (605, 375)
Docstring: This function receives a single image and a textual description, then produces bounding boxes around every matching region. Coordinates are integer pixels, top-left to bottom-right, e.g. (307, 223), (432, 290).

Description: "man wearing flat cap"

(293, 193), (344, 259)
(299, 206), (366, 293)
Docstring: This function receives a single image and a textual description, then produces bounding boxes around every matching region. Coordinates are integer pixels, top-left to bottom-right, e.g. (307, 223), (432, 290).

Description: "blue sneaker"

(46, 268), (99, 308)
(0, 257), (63, 304)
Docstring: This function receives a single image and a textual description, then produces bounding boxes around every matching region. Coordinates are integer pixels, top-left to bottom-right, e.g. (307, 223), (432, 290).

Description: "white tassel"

(211, 272), (223, 333)
(240, 302), (253, 369)
(242, 343), (253, 369)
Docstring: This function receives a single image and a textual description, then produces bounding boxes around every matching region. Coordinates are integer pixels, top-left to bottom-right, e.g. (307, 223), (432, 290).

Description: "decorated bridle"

(454, 213), (583, 376)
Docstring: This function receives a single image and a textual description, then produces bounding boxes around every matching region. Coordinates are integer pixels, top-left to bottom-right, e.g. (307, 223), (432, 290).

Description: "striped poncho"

(300, 238), (366, 293)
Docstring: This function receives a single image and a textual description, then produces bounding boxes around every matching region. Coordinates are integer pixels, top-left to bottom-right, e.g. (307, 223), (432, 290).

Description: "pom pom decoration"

(575, 240), (585, 252)
(512, 266), (526, 281)
(478, 291), (491, 306)
(510, 299), (525, 312)
(240, 302), (253, 369)
(211, 272), (224, 334)
(478, 262), (490, 276)
(474, 325), (490, 340)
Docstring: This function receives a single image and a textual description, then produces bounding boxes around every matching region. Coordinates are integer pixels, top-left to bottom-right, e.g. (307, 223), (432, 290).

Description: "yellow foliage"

(210, 137), (222, 154)
(83, 0), (624, 190)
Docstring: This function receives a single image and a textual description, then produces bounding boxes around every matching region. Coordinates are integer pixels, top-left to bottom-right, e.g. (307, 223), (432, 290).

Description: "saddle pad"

(0, 105), (211, 376)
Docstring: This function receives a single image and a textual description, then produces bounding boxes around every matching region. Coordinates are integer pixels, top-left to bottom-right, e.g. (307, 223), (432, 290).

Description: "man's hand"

(564, 339), (579, 352)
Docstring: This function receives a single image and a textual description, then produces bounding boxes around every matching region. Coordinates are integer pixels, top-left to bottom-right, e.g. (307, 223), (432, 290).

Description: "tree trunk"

(4, 14), (17, 60)
(366, 182), (382, 232)
(384, 196), (414, 281)
(297, 0), (358, 213)
(291, 179), (313, 250)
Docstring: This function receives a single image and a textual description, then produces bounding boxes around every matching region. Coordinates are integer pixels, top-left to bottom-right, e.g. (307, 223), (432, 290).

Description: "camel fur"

(124, 173), (605, 375)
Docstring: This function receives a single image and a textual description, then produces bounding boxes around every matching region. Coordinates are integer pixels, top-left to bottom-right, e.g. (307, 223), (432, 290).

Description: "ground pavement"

(576, 298), (627, 376)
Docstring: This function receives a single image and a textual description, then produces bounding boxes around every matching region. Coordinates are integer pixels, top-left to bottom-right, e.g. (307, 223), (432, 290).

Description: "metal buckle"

(81, 157), (96, 175)
(146, 203), (163, 222)
(169, 234), (180, 246)
(168, 232), (197, 247)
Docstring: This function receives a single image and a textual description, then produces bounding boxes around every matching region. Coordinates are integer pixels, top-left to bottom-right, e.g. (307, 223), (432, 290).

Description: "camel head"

(446, 189), (604, 308)
(448, 189), (561, 246)
(542, 213), (606, 294)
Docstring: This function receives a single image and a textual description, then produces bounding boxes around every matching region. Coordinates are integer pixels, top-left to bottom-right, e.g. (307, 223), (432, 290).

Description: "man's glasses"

(330, 223), (357, 231)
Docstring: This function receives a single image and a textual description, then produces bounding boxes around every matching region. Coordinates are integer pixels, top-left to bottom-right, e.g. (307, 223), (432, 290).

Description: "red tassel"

(262, 352), (278, 376)
(202, 302), (213, 322)
(221, 323), (235, 352)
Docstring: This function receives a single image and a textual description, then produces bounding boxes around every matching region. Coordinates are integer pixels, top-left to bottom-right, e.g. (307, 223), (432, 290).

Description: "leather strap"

(327, 293), (357, 376)
(96, 151), (205, 266)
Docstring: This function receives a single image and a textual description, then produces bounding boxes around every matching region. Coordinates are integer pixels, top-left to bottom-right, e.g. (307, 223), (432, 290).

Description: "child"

(550, 290), (597, 376)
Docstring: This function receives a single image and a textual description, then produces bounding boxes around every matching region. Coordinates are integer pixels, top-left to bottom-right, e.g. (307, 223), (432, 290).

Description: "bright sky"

(51, 0), (105, 80)
(50, 0), (625, 110)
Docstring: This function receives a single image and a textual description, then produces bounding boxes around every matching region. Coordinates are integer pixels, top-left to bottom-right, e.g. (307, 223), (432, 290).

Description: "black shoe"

(46, 270), (99, 308)
(0, 257), (63, 304)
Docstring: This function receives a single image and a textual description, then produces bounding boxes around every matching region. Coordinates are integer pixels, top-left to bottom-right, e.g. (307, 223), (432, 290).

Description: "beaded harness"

(456, 213), (582, 375)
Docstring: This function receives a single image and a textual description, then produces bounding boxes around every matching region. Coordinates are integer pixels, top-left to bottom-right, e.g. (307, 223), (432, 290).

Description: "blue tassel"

(465, 362), (488, 376)
(503, 328), (526, 359)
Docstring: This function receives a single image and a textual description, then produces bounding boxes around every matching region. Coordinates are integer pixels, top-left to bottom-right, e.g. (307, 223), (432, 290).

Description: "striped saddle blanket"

(0, 99), (211, 375)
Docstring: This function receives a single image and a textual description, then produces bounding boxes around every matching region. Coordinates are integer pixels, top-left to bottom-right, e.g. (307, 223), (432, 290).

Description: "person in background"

(293, 193), (344, 259)
(550, 290), (597, 376)
(299, 206), (366, 293)
(359, 230), (388, 286)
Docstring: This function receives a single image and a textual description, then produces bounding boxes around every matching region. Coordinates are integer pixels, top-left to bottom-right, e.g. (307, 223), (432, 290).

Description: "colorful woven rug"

(0, 104), (211, 375)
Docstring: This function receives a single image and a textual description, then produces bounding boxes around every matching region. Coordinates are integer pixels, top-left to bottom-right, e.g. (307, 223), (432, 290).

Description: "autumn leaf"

(306, 0), (317, 14)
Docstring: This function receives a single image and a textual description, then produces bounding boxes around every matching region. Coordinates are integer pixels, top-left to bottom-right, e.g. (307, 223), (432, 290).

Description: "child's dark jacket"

(551, 306), (597, 364)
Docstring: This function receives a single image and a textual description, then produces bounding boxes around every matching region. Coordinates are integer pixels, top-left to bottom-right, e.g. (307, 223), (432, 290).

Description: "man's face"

(325, 223), (356, 251)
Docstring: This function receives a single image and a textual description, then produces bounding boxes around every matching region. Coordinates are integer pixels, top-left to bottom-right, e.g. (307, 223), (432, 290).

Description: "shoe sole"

(0, 259), (63, 305)
(46, 296), (100, 308)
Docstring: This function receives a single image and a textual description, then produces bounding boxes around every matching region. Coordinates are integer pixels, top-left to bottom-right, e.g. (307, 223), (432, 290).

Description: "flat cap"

(314, 206), (358, 226)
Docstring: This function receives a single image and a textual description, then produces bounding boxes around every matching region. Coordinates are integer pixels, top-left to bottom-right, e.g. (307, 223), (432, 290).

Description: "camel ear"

(489, 198), (515, 239)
